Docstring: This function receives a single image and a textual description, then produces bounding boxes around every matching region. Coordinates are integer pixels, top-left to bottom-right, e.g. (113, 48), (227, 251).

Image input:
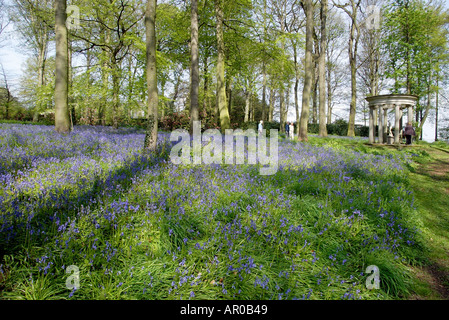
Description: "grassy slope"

(406, 144), (449, 299)
(0, 126), (447, 300)
(256, 137), (446, 299)
(316, 138), (449, 299)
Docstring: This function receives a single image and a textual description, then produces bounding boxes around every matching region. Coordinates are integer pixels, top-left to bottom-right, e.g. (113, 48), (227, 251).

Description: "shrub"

(355, 125), (369, 137)
(307, 120), (369, 137)
(159, 112), (191, 132)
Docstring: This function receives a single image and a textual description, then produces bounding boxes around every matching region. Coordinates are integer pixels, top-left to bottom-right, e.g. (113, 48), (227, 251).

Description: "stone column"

(383, 108), (388, 142)
(369, 105), (374, 144)
(395, 104), (400, 144)
(374, 106), (378, 132)
(407, 105), (413, 125)
(373, 106), (378, 140)
(378, 106), (383, 143)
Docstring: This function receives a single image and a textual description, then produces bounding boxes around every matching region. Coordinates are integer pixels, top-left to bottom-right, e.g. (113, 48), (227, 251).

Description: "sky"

(0, 24), (27, 91)
(0, 1), (446, 142)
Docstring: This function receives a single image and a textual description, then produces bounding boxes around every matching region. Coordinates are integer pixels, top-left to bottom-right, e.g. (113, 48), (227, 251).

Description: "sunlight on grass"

(0, 124), (439, 300)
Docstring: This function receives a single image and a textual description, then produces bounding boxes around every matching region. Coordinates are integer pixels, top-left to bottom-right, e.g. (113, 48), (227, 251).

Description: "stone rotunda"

(365, 94), (418, 144)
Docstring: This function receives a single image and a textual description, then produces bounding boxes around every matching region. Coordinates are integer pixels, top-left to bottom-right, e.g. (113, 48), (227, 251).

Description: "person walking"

(403, 122), (416, 145)
(289, 122), (294, 139)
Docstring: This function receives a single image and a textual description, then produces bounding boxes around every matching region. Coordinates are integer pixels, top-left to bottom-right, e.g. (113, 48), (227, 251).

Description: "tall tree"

(298, 0), (314, 142)
(189, 0), (199, 133)
(0, 63), (13, 119)
(325, 8), (346, 124)
(318, 0), (328, 137)
(11, 0), (53, 121)
(382, 0), (449, 137)
(214, 0), (230, 130)
(334, 0), (362, 137)
(272, 0), (288, 132)
(291, 37), (301, 134)
(71, 0), (144, 127)
(144, 0), (158, 151)
(261, 0), (268, 122)
(358, 0), (383, 97)
(0, 0), (8, 42)
(435, 74), (439, 141)
(54, 0), (70, 133)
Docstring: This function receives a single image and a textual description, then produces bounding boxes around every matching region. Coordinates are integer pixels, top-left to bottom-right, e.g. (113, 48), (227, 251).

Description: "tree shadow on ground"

(0, 144), (169, 264)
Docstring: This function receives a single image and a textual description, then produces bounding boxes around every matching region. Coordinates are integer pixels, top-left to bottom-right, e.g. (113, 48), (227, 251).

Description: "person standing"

(403, 122), (416, 145)
(258, 120), (264, 135)
(285, 122), (290, 138)
(289, 122), (294, 139)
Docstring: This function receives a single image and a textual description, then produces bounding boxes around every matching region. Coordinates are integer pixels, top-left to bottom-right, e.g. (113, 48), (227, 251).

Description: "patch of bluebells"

(0, 124), (170, 248)
(0, 124), (421, 300)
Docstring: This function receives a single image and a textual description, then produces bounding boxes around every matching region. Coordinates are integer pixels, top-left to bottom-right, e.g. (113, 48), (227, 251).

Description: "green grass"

(1, 126), (447, 300)
(314, 138), (449, 299)
(404, 145), (449, 299)
(289, 135), (449, 299)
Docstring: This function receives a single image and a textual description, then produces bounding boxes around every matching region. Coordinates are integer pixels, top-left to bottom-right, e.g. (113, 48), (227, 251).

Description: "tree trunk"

(262, 63), (267, 122)
(68, 40), (75, 127)
(347, 50), (357, 136)
(85, 48), (93, 124)
(160, 80), (166, 119)
(312, 60), (318, 124)
(405, 0), (411, 95)
(54, 0), (70, 133)
(435, 75), (439, 141)
(327, 63), (332, 124)
(419, 109), (423, 140)
(144, 0), (158, 151)
(5, 93), (10, 120)
(250, 92), (254, 122)
(292, 40), (299, 134)
(202, 53), (210, 117)
(34, 27), (48, 122)
(99, 58), (108, 126)
(318, 0), (328, 137)
(126, 53), (138, 123)
(1, 64), (11, 120)
(346, 1), (360, 137)
(279, 15), (287, 132)
(244, 79), (250, 122)
(298, 0), (313, 142)
(214, 0), (230, 131)
(279, 88), (285, 132)
(171, 68), (182, 113)
(261, 0), (267, 122)
(269, 86), (274, 122)
(111, 58), (120, 129)
(226, 75), (233, 116)
(189, 0), (199, 134)
(369, 30), (380, 97)
(99, 30), (110, 126)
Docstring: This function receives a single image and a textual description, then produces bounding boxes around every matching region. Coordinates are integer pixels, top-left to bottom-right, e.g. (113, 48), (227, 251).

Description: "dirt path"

(419, 147), (449, 185)
(408, 146), (449, 300)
